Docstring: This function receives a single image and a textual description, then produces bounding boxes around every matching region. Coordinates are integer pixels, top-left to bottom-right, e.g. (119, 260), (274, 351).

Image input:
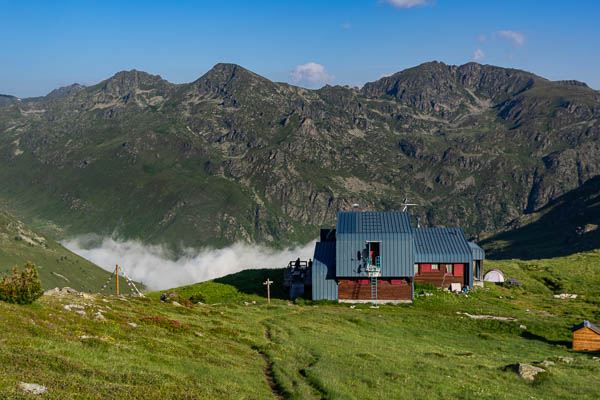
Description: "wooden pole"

(263, 278), (273, 304)
(116, 264), (119, 296)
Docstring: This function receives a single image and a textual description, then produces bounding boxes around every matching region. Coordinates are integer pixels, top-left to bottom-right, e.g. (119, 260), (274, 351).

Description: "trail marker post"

(263, 278), (273, 304)
(115, 264), (120, 295)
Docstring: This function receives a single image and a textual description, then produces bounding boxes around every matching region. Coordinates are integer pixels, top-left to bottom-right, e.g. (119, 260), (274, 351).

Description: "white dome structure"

(483, 269), (505, 283)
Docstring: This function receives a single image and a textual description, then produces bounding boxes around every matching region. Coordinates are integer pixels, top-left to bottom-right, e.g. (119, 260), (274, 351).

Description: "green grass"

(0, 210), (130, 293)
(1, 252), (599, 399)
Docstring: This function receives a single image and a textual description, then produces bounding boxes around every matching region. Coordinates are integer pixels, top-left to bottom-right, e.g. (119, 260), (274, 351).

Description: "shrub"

(189, 293), (206, 304)
(0, 262), (44, 304)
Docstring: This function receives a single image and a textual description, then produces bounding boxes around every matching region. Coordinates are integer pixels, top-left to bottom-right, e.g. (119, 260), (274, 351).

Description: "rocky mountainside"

(482, 175), (600, 260)
(0, 61), (599, 251)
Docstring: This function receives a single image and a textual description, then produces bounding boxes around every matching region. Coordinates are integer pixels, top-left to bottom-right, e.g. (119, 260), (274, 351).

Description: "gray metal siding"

(312, 242), (338, 300)
(414, 227), (472, 263)
(336, 232), (414, 277)
(468, 242), (486, 260)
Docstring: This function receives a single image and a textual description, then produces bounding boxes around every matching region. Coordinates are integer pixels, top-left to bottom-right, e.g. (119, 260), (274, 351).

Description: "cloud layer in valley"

(62, 236), (315, 291)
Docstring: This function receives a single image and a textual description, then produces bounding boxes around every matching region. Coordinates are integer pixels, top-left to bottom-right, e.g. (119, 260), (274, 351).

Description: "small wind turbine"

(400, 197), (417, 212)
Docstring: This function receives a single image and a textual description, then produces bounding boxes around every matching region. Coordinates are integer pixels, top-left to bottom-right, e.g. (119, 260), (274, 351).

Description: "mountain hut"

(299, 211), (485, 303)
(571, 320), (600, 351)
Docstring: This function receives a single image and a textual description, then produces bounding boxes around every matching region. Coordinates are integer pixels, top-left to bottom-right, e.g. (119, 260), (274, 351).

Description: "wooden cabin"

(310, 211), (485, 303)
(572, 320), (600, 351)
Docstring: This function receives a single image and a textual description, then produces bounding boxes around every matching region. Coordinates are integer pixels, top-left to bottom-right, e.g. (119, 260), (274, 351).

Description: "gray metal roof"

(571, 320), (600, 335)
(414, 227), (472, 263)
(336, 211), (412, 234)
(468, 241), (486, 260)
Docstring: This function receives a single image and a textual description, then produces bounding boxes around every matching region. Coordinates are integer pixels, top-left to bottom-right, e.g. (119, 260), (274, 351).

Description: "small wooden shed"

(571, 320), (600, 351)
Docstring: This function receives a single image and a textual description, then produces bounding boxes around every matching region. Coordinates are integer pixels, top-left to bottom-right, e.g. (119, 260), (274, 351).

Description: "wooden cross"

(263, 278), (273, 304)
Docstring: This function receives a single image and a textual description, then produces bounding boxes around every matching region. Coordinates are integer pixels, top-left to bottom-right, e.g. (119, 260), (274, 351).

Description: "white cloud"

(290, 62), (335, 87)
(477, 34), (487, 43)
(473, 48), (485, 61)
(498, 30), (525, 46)
(384, 0), (429, 8)
(63, 236), (316, 291)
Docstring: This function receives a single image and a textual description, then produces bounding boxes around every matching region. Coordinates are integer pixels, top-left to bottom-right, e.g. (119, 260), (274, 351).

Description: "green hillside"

(1, 252), (599, 399)
(0, 209), (130, 293)
(1, 62), (599, 250)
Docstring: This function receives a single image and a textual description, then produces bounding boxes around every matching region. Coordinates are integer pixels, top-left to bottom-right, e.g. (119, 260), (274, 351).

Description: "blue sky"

(2, 0), (599, 97)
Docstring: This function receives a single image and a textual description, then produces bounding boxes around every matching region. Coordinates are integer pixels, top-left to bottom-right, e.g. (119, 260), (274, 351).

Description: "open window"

(366, 241), (381, 267)
(445, 264), (453, 275)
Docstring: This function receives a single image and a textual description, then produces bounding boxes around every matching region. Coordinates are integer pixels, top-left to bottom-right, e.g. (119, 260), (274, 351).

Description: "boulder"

(43, 287), (60, 296)
(60, 287), (79, 294)
(517, 363), (545, 381)
(553, 293), (577, 299)
(557, 356), (574, 363)
(537, 360), (555, 367)
(19, 382), (47, 395)
(127, 322), (138, 328)
(160, 292), (177, 302)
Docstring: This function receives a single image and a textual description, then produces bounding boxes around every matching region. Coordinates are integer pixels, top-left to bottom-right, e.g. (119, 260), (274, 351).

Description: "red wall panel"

(454, 264), (464, 276)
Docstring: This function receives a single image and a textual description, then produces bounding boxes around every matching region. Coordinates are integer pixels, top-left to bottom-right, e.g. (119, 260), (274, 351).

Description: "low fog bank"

(62, 236), (316, 290)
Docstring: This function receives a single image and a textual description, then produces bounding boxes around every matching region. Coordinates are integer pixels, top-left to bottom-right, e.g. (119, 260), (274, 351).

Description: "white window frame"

(431, 263), (439, 271)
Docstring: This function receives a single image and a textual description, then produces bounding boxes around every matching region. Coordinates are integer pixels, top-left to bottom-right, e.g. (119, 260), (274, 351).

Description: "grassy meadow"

(0, 251), (599, 399)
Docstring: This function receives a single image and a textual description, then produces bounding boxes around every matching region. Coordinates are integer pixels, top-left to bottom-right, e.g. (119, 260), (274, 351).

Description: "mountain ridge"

(1, 60), (599, 253)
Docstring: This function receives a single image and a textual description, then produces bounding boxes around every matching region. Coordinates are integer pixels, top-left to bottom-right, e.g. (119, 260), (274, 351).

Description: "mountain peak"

(45, 83), (86, 100)
(197, 63), (266, 84)
(92, 69), (174, 97)
(190, 63), (277, 98)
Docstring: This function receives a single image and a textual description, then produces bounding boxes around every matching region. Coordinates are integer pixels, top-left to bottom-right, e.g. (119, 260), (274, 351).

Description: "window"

(431, 263), (439, 271)
(366, 241), (381, 267)
(445, 264), (453, 275)
(414, 263), (419, 275)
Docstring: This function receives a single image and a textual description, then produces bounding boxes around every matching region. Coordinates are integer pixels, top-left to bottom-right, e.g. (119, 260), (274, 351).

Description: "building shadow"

(519, 331), (571, 348)
(214, 268), (288, 300)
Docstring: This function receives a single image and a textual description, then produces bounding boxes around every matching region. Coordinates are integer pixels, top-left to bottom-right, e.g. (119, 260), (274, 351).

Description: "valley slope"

(0, 209), (124, 292)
